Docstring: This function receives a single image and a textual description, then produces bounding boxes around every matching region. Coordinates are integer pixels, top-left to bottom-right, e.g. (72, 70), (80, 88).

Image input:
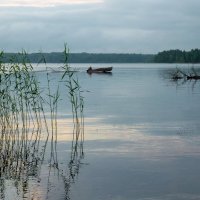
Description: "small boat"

(87, 67), (113, 74)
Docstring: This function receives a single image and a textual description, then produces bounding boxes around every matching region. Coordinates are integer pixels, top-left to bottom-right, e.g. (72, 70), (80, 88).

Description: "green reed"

(0, 51), (45, 181)
(61, 45), (84, 150)
(44, 45), (85, 199)
(0, 47), (85, 199)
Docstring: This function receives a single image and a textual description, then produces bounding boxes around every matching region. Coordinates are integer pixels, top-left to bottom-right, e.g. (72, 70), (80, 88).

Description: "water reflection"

(45, 121), (84, 200)
(0, 117), (84, 200)
(87, 72), (113, 76)
(161, 67), (200, 91)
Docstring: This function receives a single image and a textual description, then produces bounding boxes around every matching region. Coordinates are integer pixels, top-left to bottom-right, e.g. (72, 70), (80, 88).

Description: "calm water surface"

(70, 64), (200, 200)
(2, 63), (200, 200)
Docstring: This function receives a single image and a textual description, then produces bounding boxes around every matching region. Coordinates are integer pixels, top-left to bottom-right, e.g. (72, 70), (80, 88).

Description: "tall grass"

(61, 45), (84, 156)
(0, 51), (45, 180)
(0, 47), (84, 199)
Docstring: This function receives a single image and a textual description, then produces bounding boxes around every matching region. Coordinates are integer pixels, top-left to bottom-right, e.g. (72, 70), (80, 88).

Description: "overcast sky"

(0, 0), (199, 53)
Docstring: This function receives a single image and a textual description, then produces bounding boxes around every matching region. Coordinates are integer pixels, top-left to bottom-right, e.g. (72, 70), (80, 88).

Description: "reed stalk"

(0, 47), (85, 199)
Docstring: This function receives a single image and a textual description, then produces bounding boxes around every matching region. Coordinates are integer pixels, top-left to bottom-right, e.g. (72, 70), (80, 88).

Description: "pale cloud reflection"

(0, 0), (103, 7)
(21, 116), (200, 159)
(59, 118), (200, 159)
(13, 115), (200, 160)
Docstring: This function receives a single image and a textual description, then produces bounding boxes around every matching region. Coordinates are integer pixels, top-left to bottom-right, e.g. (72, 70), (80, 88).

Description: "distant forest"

(1, 52), (154, 63)
(1, 49), (200, 63)
(154, 49), (200, 63)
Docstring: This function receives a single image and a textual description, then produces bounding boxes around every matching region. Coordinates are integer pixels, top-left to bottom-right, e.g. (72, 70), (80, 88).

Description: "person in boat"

(87, 66), (92, 73)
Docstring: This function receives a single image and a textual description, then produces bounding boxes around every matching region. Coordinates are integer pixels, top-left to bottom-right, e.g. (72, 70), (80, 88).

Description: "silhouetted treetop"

(154, 49), (200, 63)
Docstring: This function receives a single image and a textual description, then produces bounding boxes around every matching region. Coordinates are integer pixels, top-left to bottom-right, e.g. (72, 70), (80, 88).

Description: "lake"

(1, 63), (200, 200)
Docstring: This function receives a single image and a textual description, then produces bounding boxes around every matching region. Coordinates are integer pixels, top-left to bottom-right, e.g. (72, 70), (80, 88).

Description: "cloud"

(0, 0), (103, 7)
(0, 0), (199, 53)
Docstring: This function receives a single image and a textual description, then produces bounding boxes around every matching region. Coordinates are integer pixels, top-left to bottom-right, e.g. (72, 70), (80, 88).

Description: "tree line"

(1, 49), (200, 63)
(0, 52), (154, 63)
(154, 49), (200, 63)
